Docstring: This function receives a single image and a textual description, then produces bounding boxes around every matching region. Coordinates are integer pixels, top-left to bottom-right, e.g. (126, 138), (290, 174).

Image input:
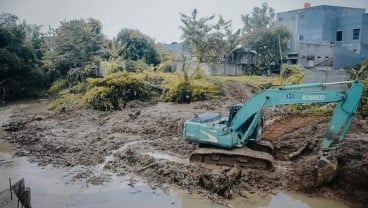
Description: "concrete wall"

(361, 14), (368, 58)
(298, 43), (334, 68)
(303, 68), (349, 90)
(211, 63), (248, 76)
(333, 46), (364, 69)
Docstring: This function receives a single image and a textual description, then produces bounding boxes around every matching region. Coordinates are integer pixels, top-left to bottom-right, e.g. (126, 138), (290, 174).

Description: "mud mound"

(286, 156), (337, 191)
(263, 114), (327, 141)
(332, 138), (368, 204)
(199, 166), (241, 198)
(221, 81), (258, 103)
(264, 114), (328, 160)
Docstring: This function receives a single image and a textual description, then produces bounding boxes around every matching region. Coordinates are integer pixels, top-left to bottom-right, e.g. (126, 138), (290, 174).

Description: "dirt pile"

(332, 138), (368, 204)
(265, 114), (368, 207)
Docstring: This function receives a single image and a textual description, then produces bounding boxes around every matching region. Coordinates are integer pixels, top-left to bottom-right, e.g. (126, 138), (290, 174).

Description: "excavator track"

(190, 147), (275, 170)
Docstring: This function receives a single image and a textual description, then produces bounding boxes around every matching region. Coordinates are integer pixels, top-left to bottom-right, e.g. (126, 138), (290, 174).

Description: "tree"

(241, 2), (275, 33)
(240, 3), (291, 70)
(52, 18), (104, 82)
(243, 26), (291, 68)
(180, 9), (240, 68)
(116, 29), (160, 66)
(0, 13), (46, 101)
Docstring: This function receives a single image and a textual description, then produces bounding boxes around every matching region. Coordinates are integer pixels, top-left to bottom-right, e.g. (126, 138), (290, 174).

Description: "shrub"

(191, 79), (221, 101)
(124, 59), (150, 72)
(48, 79), (69, 95)
(288, 103), (333, 117)
(346, 59), (368, 117)
(47, 93), (84, 111)
(360, 77), (368, 117)
(83, 86), (115, 111)
(84, 72), (163, 110)
(157, 60), (174, 72)
(281, 64), (305, 84)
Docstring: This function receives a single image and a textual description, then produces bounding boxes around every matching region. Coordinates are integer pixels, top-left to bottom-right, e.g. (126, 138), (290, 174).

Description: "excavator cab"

(227, 104), (242, 127)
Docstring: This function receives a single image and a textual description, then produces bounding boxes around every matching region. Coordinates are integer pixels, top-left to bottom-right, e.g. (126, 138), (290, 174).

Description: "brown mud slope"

(264, 115), (368, 207)
(1, 81), (368, 206)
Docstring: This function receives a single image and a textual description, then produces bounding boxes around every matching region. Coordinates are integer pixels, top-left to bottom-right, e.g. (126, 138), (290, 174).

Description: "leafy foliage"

(243, 26), (291, 69)
(51, 18), (104, 82)
(241, 2), (275, 33)
(348, 59), (368, 117)
(48, 79), (69, 95)
(116, 29), (160, 66)
(180, 9), (240, 65)
(0, 13), (46, 101)
(84, 71), (221, 110)
(84, 72), (162, 110)
(240, 3), (292, 70)
(281, 64), (305, 84)
(361, 78), (368, 117)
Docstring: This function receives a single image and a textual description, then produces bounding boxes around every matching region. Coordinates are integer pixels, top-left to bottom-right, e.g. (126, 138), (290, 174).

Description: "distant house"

(277, 4), (368, 69)
(164, 43), (257, 75)
(210, 46), (257, 76)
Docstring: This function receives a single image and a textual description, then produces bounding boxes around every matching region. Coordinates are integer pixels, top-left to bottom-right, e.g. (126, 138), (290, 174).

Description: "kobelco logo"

(302, 95), (326, 101)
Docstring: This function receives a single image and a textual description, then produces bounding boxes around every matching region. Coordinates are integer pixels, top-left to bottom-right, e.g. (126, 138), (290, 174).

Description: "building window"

(299, 35), (304, 41)
(353, 29), (360, 40)
(278, 17), (283, 22)
(336, 31), (343, 41)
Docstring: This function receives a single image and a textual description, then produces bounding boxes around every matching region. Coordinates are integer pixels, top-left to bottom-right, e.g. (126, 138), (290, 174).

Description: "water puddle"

(0, 140), (349, 208)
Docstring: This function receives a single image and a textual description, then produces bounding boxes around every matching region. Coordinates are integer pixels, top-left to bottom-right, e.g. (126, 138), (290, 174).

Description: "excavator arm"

(230, 80), (364, 151)
(183, 80), (363, 169)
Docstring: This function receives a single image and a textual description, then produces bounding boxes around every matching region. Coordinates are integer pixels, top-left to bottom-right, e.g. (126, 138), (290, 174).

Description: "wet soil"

(1, 81), (368, 207)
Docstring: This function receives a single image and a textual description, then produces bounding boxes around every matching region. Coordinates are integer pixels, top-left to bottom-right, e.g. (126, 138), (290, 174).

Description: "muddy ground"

(1, 81), (368, 207)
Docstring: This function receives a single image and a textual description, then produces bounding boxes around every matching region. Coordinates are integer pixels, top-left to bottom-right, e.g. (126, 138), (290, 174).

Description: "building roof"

(277, 5), (366, 15)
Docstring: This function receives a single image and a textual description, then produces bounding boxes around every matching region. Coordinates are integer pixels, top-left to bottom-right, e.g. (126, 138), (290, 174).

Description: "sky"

(0, 0), (367, 43)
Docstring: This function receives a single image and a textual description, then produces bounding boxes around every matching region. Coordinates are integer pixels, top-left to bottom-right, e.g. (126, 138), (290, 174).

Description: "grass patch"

(211, 75), (282, 88)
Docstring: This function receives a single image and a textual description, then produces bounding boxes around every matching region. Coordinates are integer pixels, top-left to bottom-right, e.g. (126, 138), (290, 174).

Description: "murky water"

(0, 145), (349, 208)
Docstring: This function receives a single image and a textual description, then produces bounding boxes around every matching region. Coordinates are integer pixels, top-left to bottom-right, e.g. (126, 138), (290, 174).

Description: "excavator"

(183, 80), (364, 170)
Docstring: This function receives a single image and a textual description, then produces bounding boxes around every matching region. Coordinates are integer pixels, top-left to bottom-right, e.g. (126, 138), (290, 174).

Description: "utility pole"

(278, 34), (283, 71)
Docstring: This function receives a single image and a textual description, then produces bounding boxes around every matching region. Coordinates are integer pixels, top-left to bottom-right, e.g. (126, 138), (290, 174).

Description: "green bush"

(281, 64), (305, 84)
(191, 79), (221, 101)
(83, 86), (115, 111)
(157, 60), (174, 72)
(83, 70), (222, 110)
(288, 103), (333, 116)
(124, 59), (150, 72)
(84, 72), (163, 110)
(48, 79), (69, 95)
(47, 93), (84, 111)
(346, 59), (368, 117)
(360, 77), (368, 117)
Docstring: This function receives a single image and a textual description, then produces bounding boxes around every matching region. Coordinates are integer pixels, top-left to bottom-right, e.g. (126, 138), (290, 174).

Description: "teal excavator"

(183, 80), (364, 169)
